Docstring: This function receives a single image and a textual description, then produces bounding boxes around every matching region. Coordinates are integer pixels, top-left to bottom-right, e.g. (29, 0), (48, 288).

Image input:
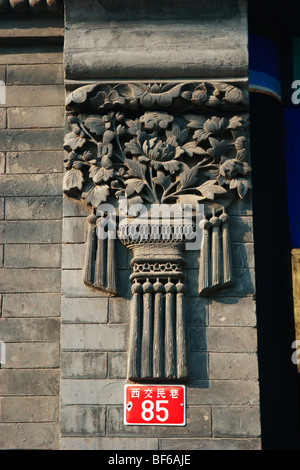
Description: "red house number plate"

(124, 384), (186, 426)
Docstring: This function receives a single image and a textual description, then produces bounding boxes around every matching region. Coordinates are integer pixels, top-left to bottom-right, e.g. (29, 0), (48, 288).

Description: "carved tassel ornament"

(198, 211), (234, 296)
(83, 214), (118, 295)
(82, 214), (97, 286)
(127, 274), (188, 381)
(120, 223), (189, 381)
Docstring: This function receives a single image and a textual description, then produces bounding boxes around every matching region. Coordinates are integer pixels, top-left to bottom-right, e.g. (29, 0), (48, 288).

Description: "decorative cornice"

(0, 0), (63, 15)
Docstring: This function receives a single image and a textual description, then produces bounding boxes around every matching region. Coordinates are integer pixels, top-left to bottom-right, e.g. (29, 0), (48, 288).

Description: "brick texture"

(0, 44), (64, 450)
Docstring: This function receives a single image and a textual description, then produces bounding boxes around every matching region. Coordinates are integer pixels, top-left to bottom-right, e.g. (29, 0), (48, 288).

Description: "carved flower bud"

(103, 130), (115, 144)
(219, 212), (229, 224)
(111, 180), (120, 189)
(219, 159), (244, 179)
(118, 167), (125, 176)
(165, 281), (176, 293)
(87, 214), (97, 225)
(73, 161), (84, 170)
(176, 281), (185, 294)
(210, 215), (221, 227)
(68, 115), (79, 124)
(128, 98), (139, 109)
(101, 155), (113, 169)
(82, 151), (94, 161)
(153, 281), (164, 293)
(116, 112), (125, 122)
(63, 160), (72, 170)
(117, 124), (127, 136)
(131, 281), (143, 295)
(191, 85), (207, 104)
(199, 218), (212, 231)
(143, 281), (153, 293)
(225, 86), (242, 104)
(149, 83), (162, 94)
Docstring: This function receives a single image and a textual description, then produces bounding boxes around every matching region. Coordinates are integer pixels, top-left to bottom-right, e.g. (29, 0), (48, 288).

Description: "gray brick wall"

(0, 45), (64, 450)
(0, 6), (262, 450)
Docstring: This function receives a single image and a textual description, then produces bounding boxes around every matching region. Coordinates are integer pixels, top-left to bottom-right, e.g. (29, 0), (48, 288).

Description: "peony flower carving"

(63, 107), (251, 208)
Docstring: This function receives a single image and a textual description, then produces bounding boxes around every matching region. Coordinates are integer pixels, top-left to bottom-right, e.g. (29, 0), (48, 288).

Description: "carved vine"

(66, 82), (248, 112)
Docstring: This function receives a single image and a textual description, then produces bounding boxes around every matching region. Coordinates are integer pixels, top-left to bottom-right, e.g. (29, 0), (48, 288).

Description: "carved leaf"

(159, 160), (180, 174)
(178, 165), (199, 189)
(204, 116), (226, 133)
(140, 93), (156, 107)
(176, 194), (202, 208)
(181, 91), (192, 101)
(102, 130), (115, 144)
(160, 83), (183, 98)
(66, 84), (98, 106)
(125, 178), (145, 196)
(90, 90), (112, 109)
(236, 149), (248, 162)
(90, 166), (114, 183)
(127, 195), (144, 207)
(82, 183), (110, 207)
(153, 173), (172, 189)
(125, 139), (143, 156)
(207, 138), (227, 158)
(205, 95), (223, 107)
(228, 115), (243, 129)
(178, 128), (189, 144)
(127, 83), (149, 99)
(184, 114), (206, 129)
(115, 83), (136, 99)
(166, 123), (189, 145)
(182, 141), (208, 157)
(229, 178), (252, 199)
(63, 132), (86, 152)
(193, 129), (210, 142)
(235, 135), (247, 150)
(124, 159), (146, 179)
(165, 122), (180, 139)
(108, 89), (126, 106)
(197, 180), (227, 200)
(125, 118), (143, 135)
(84, 115), (106, 136)
(63, 168), (84, 192)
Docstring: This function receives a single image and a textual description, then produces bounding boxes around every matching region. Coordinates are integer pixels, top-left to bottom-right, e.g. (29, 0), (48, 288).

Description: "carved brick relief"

(63, 81), (251, 381)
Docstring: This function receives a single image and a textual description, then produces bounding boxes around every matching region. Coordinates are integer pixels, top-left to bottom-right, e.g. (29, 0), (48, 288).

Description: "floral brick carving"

(63, 82), (251, 212)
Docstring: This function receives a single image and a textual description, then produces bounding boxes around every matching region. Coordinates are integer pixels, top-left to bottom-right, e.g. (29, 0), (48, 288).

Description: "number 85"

(141, 400), (169, 422)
